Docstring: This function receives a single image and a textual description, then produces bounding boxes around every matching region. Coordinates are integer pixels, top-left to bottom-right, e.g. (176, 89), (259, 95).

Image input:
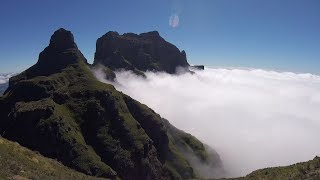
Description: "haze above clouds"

(95, 67), (320, 177)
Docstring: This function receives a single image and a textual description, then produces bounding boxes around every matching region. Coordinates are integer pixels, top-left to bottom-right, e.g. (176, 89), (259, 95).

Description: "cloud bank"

(0, 73), (15, 84)
(95, 67), (320, 177)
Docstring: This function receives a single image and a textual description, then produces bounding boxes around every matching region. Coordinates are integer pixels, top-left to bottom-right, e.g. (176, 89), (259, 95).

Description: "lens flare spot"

(169, 14), (179, 28)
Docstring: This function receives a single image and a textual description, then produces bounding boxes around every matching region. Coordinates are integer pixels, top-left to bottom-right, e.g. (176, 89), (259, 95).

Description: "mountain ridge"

(0, 27), (319, 180)
(0, 28), (223, 179)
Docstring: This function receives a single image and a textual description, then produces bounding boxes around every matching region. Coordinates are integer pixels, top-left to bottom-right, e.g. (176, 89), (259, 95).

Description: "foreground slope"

(0, 28), (222, 179)
(0, 137), (104, 180)
(229, 157), (320, 180)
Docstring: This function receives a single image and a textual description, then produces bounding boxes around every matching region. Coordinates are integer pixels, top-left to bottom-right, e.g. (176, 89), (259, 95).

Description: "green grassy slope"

(231, 157), (320, 180)
(0, 137), (106, 180)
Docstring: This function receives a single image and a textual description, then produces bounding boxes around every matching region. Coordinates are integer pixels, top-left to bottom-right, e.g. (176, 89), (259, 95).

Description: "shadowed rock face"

(0, 82), (8, 95)
(49, 28), (78, 51)
(5, 28), (88, 93)
(35, 28), (87, 76)
(0, 28), (223, 180)
(94, 31), (189, 74)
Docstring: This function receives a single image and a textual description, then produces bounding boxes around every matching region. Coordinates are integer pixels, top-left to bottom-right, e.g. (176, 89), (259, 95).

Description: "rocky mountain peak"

(6, 28), (87, 82)
(104, 31), (120, 37)
(139, 31), (161, 39)
(94, 30), (189, 74)
(49, 28), (77, 51)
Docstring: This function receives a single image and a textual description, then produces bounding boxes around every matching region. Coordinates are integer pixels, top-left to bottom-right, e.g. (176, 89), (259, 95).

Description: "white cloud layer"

(0, 73), (15, 84)
(96, 68), (320, 177)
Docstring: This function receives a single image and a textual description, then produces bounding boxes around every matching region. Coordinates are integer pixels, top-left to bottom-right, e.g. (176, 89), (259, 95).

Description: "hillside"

(0, 137), (105, 180)
(232, 157), (320, 180)
(0, 28), (222, 179)
(1, 133), (319, 180)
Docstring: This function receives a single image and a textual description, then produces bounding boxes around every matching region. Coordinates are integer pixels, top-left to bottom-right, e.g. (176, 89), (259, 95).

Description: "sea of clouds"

(0, 73), (15, 94)
(0, 73), (15, 84)
(95, 67), (320, 177)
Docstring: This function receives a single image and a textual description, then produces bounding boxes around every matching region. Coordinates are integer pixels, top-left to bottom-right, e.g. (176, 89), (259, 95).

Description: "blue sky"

(0, 0), (319, 74)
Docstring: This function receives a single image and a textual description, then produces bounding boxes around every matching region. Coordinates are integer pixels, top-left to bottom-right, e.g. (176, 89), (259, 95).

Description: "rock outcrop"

(94, 31), (189, 74)
(0, 28), (223, 179)
(190, 65), (205, 70)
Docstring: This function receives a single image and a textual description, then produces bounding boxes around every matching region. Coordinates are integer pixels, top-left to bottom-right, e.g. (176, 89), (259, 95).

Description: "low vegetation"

(0, 137), (105, 180)
(232, 157), (320, 180)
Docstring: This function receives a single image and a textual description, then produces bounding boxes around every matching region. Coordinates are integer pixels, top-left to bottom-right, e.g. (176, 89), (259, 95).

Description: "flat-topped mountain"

(0, 28), (223, 179)
(94, 31), (189, 74)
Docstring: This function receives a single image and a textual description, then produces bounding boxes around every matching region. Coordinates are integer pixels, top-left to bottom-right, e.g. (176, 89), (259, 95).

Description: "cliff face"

(0, 28), (222, 179)
(93, 31), (189, 74)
